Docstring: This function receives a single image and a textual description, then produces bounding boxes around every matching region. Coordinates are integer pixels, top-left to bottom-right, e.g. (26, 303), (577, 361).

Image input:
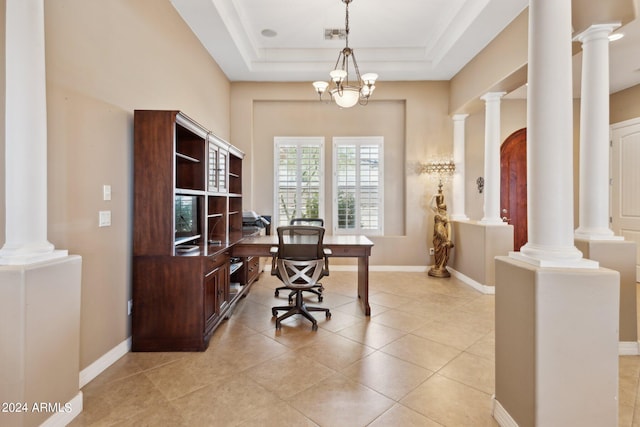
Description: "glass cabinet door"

(208, 142), (218, 192)
(218, 148), (228, 193)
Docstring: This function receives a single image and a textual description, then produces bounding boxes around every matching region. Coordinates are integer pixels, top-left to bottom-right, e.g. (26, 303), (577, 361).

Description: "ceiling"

(170, 0), (640, 97)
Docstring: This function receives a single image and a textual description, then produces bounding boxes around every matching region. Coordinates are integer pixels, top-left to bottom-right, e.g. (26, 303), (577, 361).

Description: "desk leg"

(357, 255), (371, 316)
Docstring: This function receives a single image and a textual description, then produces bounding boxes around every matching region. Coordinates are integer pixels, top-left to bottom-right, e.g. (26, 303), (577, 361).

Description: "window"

(333, 137), (384, 235)
(274, 137), (324, 227)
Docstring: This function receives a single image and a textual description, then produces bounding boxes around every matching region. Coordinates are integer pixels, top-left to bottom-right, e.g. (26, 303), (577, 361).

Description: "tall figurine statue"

(428, 184), (454, 277)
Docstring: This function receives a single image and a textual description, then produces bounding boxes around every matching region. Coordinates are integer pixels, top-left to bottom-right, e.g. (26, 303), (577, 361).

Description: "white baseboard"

(449, 268), (495, 294)
(266, 264), (429, 272)
(40, 391), (83, 427)
(619, 341), (640, 355)
(79, 337), (131, 388)
(492, 395), (519, 427)
(369, 265), (427, 272)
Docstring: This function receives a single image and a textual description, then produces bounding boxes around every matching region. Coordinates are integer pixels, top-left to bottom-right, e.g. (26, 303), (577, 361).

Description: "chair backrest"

(276, 225), (325, 261)
(277, 258), (325, 288)
(290, 218), (324, 227)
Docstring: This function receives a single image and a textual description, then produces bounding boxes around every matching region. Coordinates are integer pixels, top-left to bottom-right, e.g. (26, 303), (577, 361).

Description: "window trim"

(332, 136), (384, 236)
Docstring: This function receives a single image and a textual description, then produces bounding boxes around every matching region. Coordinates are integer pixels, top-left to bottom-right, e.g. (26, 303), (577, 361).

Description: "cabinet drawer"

(247, 257), (261, 281)
(326, 246), (360, 257)
(204, 252), (230, 273)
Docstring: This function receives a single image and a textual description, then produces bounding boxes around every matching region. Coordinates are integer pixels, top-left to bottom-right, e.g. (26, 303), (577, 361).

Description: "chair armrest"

(322, 248), (331, 275)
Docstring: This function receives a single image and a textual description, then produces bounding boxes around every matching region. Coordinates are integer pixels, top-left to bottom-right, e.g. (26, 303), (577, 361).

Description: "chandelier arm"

(350, 49), (363, 85)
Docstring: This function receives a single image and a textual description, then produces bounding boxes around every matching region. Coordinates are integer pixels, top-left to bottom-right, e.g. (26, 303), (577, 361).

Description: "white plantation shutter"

(274, 137), (324, 227)
(333, 137), (384, 235)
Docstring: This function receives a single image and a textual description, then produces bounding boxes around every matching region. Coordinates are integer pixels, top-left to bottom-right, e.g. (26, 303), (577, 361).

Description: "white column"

(479, 92), (506, 225)
(513, 0), (596, 268)
(0, 0), (67, 264)
(574, 23), (623, 241)
(450, 114), (469, 221)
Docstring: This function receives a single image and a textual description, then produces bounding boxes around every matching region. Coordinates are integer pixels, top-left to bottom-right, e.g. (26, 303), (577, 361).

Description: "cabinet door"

(218, 148), (228, 193)
(203, 269), (220, 327)
(208, 142), (218, 192)
(218, 262), (230, 306)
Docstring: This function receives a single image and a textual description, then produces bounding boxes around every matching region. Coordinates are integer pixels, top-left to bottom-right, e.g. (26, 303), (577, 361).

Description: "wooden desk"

(232, 234), (374, 315)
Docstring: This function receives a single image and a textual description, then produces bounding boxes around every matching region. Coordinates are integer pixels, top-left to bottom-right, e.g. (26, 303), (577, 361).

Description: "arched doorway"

(500, 128), (527, 251)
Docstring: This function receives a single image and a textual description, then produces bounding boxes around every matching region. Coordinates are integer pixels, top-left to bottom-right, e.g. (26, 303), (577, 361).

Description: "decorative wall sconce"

(476, 176), (484, 194)
(421, 159), (456, 191)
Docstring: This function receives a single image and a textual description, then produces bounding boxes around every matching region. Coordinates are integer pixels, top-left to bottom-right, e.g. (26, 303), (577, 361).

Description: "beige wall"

(0, 0), (5, 248)
(0, 0), (231, 370)
(611, 84), (640, 124)
(449, 9), (529, 115)
(231, 81), (452, 266)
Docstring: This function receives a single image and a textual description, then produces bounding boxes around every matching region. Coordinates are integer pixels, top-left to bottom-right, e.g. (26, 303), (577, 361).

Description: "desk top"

(239, 234), (374, 247)
(232, 234), (374, 258)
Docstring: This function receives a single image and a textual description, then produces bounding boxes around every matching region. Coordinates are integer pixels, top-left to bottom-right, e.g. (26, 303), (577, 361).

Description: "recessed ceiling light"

(609, 32), (624, 42)
(261, 29), (277, 38)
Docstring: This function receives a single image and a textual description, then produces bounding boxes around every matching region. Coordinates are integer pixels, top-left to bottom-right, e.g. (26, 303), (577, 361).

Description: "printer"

(242, 211), (271, 236)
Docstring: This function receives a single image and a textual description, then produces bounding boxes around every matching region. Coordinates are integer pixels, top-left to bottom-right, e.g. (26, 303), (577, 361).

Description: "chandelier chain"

(344, 0), (350, 48)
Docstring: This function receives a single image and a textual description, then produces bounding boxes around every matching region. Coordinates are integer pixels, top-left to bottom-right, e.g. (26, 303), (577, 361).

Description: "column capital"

(573, 22), (621, 43)
(480, 91), (506, 102)
(452, 114), (469, 122)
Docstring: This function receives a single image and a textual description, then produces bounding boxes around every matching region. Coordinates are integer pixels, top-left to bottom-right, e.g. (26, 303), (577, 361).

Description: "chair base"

(275, 284), (324, 303)
(272, 289), (331, 330)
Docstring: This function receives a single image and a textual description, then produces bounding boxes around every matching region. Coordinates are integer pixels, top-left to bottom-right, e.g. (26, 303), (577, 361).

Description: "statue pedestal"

(428, 265), (451, 277)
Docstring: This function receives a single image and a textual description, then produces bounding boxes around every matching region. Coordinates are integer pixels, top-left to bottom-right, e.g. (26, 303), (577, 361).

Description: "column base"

(449, 220), (513, 288)
(514, 242), (598, 269)
(0, 256), (83, 426)
(0, 247), (68, 266)
(495, 256), (619, 426)
(575, 227), (624, 241)
(449, 214), (469, 221)
(479, 217), (506, 225)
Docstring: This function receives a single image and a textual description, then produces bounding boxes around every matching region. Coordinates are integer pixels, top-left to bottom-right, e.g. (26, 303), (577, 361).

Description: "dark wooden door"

(500, 128), (527, 251)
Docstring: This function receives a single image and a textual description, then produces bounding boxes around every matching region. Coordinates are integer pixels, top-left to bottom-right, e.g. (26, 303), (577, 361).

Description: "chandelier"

(312, 0), (378, 108)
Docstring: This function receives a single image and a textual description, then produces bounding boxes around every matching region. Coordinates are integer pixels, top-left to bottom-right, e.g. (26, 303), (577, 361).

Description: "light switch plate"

(99, 210), (111, 227)
(103, 185), (112, 201)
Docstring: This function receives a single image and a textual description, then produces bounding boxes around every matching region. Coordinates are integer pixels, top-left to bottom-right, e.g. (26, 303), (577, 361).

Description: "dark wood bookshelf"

(132, 110), (254, 351)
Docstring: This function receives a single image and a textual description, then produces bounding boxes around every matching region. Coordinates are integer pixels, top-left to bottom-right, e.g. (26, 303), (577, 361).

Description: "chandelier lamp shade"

(312, 0), (378, 108)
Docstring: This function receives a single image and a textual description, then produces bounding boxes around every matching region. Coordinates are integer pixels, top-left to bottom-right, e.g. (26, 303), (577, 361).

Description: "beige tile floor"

(70, 271), (640, 426)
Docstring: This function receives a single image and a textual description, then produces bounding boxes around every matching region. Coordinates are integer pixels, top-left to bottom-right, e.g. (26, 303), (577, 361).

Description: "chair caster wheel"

(318, 296), (323, 302)
(312, 324), (318, 331)
(274, 290), (279, 297)
(272, 309), (277, 317)
(326, 312), (331, 318)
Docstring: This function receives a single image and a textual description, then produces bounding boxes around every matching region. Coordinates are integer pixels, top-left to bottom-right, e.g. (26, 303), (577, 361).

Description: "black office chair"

(273, 218), (329, 302)
(271, 226), (331, 330)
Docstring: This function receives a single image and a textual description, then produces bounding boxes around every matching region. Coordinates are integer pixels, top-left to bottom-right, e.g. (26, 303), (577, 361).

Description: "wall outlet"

(99, 210), (111, 227)
(429, 248), (435, 255)
(127, 299), (133, 316)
